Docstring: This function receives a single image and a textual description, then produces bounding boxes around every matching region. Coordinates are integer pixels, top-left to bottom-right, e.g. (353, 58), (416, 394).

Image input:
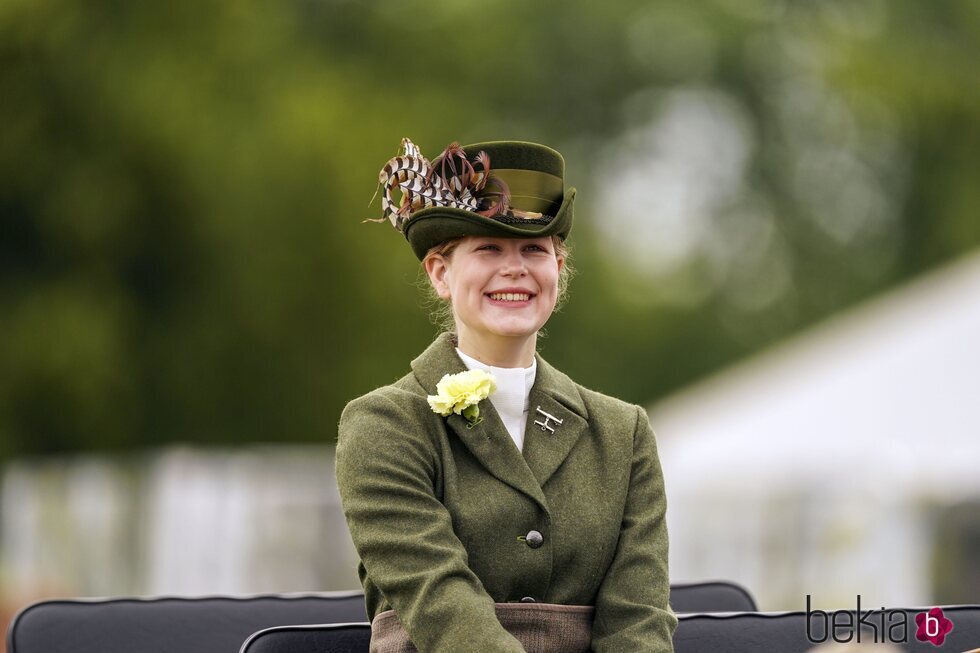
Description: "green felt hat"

(373, 139), (576, 261)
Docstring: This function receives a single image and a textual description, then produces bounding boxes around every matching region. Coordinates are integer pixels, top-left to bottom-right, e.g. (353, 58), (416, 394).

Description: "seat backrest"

(669, 580), (757, 612)
(4, 580), (757, 653)
(674, 605), (980, 653)
(238, 605), (980, 653)
(241, 623), (371, 653)
(5, 592), (367, 653)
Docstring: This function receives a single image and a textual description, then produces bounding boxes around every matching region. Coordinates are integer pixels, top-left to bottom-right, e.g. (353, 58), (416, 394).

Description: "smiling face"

(424, 236), (565, 363)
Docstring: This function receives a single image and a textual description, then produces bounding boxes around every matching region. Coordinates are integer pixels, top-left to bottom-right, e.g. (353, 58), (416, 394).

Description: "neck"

(456, 330), (537, 368)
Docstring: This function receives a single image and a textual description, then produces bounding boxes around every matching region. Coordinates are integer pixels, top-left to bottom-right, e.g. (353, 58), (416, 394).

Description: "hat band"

(492, 168), (564, 216)
(492, 214), (554, 226)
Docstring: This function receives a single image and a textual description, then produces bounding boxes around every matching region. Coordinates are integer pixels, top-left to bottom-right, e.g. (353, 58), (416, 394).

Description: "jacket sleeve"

(335, 391), (526, 652)
(590, 405), (678, 652)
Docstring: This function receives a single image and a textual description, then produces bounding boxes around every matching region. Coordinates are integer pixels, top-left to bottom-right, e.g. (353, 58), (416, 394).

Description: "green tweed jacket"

(335, 332), (677, 652)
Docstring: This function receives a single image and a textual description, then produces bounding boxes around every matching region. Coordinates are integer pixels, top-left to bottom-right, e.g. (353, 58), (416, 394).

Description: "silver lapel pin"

(534, 406), (563, 434)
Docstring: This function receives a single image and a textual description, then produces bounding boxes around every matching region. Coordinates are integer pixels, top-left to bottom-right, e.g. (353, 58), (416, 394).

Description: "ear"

(423, 254), (452, 300)
(556, 253), (565, 275)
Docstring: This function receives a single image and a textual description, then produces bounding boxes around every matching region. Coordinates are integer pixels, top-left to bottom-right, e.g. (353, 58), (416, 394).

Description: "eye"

(525, 244), (548, 253)
(477, 243), (500, 251)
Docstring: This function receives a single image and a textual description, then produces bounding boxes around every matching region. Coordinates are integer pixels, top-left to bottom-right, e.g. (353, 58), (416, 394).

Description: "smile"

(486, 292), (532, 302)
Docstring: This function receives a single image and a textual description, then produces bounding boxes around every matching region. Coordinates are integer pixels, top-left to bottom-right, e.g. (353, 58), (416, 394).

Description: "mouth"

(486, 292), (532, 302)
(485, 291), (535, 304)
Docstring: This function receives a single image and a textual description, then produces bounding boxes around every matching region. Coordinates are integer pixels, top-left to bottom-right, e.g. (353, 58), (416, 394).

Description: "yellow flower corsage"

(427, 369), (497, 428)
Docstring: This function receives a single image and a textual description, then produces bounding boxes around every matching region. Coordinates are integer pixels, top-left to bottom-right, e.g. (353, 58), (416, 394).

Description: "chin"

(486, 322), (545, 338)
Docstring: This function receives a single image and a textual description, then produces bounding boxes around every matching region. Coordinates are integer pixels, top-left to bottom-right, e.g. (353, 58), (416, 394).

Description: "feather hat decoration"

(368, 138), (511, 232)
(367, 137), (577, 260)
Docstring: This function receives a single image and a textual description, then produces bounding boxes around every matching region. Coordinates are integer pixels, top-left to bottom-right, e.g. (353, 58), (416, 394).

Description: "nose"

(500, 249), (527, 276)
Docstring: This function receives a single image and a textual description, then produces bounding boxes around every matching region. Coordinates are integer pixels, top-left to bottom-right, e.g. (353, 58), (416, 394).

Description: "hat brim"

(403, 187), (576, 260)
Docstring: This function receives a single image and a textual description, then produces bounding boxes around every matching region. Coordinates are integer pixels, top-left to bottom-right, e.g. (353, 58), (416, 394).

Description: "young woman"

(336, 139), (677, 652)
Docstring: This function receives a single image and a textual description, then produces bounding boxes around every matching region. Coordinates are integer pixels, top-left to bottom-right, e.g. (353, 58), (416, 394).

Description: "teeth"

(489, 293), (530, 301)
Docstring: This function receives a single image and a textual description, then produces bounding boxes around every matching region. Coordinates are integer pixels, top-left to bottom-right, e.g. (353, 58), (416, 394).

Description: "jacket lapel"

(411, 333), (548, 510)
(521, 352), (590, 488)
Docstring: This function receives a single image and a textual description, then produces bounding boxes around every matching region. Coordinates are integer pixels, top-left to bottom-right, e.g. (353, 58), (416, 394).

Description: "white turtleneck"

(455, 347), (536, 452)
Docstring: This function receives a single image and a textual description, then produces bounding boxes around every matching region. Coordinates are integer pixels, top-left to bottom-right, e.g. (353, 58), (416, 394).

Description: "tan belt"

(371, 602), (595, 653)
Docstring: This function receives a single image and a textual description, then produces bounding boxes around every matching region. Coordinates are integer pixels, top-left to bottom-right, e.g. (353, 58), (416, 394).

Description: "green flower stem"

(461, 403), (481, 428)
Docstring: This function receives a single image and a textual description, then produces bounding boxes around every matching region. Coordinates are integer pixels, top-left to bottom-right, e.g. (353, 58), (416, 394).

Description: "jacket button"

(525, 530), (544, 549)
(520, 596), (536, 603)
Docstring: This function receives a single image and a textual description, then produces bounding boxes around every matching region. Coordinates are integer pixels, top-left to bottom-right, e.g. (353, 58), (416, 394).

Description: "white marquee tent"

(652, 250), (980, 610)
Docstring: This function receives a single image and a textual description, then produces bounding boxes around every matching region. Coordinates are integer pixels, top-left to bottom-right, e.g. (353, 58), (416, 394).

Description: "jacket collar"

(411, 332), (590, 510)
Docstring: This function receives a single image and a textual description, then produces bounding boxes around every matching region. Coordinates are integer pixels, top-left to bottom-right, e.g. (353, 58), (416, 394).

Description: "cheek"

(538, 267), (561, 296)
(448, 275), (482, 310)
(458, 269), (490, 298)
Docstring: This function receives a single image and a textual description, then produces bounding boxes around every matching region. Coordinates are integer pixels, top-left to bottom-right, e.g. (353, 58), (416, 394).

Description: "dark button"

(525, 530), (544, 549)
(520, 596), (536, 603)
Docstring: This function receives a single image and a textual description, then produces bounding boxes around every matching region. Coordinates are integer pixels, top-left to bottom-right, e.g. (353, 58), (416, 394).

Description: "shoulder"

(337, 371), (439, 449)
(562, 377), (664, 474)
(538, 357), (651, 447)
(335, 373), (446, 483)
(550, 368), (652, 448)
(531, 349), (650, 455)
(580, 384), (644, 421)
(339, 371), (429, 430)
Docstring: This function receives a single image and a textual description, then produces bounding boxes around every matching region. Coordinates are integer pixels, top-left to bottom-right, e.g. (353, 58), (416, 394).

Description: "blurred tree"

(0, 0), (977, 456)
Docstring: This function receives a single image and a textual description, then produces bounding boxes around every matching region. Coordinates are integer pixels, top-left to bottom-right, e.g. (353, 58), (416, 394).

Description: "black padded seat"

(5, 580), (756, 653)
(241, 623), (370, 653)
(6, 592), (367, 653)
(239, 605), (980, 653)
(669, 580), (756, 612)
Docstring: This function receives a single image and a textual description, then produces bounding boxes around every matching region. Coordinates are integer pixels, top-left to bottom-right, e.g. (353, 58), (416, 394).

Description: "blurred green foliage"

(1, 0), (978, 457)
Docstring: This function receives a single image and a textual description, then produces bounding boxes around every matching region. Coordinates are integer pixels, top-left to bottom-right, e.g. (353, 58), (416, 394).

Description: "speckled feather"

(368, 138), (508, 231)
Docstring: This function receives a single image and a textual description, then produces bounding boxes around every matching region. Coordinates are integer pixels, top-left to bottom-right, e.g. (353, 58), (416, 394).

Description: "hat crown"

(459, 141), (565, 180)
(453, 141), (565, 220)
